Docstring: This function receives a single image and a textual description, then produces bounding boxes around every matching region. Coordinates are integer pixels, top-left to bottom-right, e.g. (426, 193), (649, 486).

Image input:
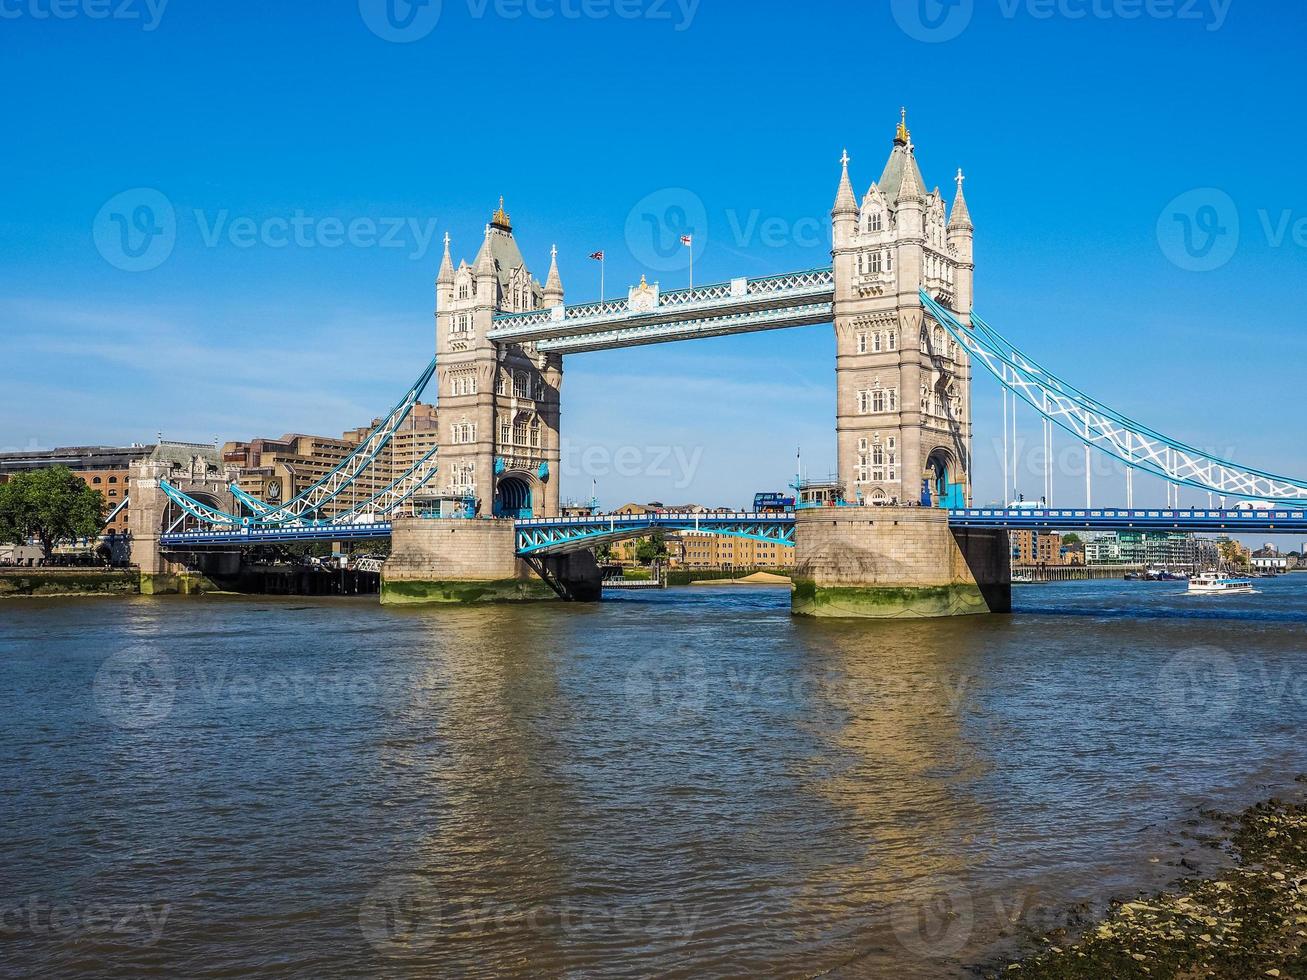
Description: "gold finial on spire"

(895, 107), (910, 145)
(491, 195), (512, 231)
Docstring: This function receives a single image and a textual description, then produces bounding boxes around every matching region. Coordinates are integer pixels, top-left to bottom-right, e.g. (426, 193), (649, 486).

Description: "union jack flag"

(589, 250), (604, 261)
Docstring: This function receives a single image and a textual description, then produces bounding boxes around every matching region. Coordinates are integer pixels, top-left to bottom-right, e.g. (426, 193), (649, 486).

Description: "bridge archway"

(926, 448), (965, 509)
(495, 474), (535, 519)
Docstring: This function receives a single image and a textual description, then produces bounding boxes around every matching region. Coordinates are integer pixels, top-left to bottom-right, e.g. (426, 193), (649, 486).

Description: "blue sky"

(1, 0), (1304, 511)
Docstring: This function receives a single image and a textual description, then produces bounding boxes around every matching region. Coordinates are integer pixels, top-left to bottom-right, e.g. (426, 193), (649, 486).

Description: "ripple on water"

(2, 579), (1306, 977)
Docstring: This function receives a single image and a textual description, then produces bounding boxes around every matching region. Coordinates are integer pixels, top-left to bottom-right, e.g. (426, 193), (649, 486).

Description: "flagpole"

(600, 255), (605, 302)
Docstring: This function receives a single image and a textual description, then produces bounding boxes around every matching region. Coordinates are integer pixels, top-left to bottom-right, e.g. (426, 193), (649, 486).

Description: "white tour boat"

(1188, 570), (1256, 596)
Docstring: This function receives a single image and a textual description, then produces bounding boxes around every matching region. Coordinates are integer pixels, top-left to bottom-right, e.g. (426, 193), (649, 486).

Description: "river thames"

(3, 578), (1306, 977)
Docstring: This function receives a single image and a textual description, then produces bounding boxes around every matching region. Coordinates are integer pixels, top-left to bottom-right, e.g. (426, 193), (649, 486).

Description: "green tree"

(634, 532), (668, 565)
(0, 467), (105, 559)
(1061, 532), (1082, 545)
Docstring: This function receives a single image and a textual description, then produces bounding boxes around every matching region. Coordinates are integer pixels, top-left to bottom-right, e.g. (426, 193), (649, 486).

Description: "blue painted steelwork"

(160, 356), (439, 527)
(158, 507), (1307, 554)
(161, 522), (395, 547)
(921, 291), (1307, 502)
(947, 507), (1307, 533)
(514, 512), (796, 556)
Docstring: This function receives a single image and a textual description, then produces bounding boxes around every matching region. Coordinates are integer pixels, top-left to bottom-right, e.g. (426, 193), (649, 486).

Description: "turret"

(436, 232), (455, 307)
(894, 139), (926, 300)
(543, 244), (564, 307)
(473, 223), (498, 306)
(947, 168), (974, 313)
(831, 148), (858, 248)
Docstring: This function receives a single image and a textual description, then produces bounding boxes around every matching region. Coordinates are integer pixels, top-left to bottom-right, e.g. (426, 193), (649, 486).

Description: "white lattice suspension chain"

(921, 291), (1307, 502)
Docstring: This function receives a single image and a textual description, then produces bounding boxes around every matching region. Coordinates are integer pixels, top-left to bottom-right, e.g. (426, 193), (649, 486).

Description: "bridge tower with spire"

(434, 199), (563, 519)
(831, 110), (975, 508)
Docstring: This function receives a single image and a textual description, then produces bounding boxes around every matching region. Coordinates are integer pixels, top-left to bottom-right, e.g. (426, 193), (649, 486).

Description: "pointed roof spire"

(948, 168), (973, 229)
(896, 140), (923, 205)
(437, 231), (454, 283)
(474, 223), (496, 277)
(543, 243), (564, 303)
(833, 148), (857, 214)
(895, 106), (910, 146)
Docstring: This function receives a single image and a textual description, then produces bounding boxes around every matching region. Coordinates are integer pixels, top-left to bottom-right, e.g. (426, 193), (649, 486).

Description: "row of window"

(496, 371), (546, 401)
(450, 422), (476, 444)
(854, 436), (898, 485)
(855, 250), (893, 276)
(856, 386), (899, 415)
(856, 329), (898, 354)
(450, 373), (478, 396)
(449, 462), (476, 492)
(499, 419), (542, 449)
(89, 476), (120, 484)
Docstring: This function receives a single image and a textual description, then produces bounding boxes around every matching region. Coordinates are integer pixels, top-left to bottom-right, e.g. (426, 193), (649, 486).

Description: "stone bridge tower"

(434, 200), (562, 519)
(831, 111), (974, 508)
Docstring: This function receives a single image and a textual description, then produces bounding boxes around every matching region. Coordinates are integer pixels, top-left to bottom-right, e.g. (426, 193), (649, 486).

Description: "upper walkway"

(487, 268), (834, 353)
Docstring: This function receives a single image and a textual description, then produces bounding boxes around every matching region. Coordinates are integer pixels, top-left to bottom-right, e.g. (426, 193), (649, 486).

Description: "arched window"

(871, 211), (883, 232)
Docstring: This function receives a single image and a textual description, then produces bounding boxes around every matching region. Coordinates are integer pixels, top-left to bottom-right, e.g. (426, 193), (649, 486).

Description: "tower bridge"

(140, 112), (1307, 615)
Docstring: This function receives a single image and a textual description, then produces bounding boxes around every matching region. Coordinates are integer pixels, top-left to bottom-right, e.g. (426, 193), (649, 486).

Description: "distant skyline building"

(1085, 531), (1219, 569)
(223, 402), (438, 516)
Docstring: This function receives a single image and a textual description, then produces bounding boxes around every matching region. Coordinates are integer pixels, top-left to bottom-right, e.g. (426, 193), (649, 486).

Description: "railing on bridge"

(487, 267), (835, 350)
(947, 507), (1307, 532)
(514, 511), (797, 555)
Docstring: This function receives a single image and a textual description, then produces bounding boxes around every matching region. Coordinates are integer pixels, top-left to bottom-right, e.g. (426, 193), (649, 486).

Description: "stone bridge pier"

(792, 507), (1010, 618)
(129, 453), (242, 594)
(380, 517), (600, 605)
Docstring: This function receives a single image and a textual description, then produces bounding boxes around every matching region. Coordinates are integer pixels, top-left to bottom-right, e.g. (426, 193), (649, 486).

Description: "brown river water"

(3, 577), (1307, 977)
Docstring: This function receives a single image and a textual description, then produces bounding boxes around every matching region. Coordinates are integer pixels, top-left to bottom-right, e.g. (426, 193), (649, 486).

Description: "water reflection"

(1, 579), (1305, 978)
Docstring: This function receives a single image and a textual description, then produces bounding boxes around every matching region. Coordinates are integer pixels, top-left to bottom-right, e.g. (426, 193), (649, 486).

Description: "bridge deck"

(158, 507), (1307, 552)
